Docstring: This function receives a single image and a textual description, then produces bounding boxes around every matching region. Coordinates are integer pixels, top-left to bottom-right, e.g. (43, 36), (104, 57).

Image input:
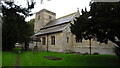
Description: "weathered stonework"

(30, 9), (115, 55)
(34, 9), (56, 33)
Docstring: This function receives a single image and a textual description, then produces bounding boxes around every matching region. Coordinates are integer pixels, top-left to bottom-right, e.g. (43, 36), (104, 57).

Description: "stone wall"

(61, 23), (115, 55)
(71, 35), (115, 55)
(47, 33), (63, 52)
(34, 9), (56, 33)
(31, 32), (64, 52)
(62, 24), (73, 52)
(33, 9), (115, 55)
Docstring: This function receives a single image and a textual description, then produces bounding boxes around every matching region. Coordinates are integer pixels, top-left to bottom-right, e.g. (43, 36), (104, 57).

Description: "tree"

(2, 1), (35, 51)
(71, 2), (120, 56)
(71, 8), (93, 54)
(23, 19), (35, 51)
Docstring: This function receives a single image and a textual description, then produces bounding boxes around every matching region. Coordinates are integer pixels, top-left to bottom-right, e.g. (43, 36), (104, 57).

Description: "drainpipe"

(89, 39), (91, 55)
(47, 34), (49, 52)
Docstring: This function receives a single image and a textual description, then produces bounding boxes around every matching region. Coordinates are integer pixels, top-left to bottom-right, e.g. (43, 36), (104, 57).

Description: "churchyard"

(2, 50), (120, 67)
(1, 1), (120, 68)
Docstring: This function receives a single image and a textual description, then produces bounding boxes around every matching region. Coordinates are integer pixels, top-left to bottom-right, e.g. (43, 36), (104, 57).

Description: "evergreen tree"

(2, 1), (35, 51)
(71, 2), (120, 57)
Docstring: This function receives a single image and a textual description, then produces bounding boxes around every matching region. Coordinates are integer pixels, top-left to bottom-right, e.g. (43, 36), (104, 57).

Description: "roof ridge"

(46, 12), (77, 22)
(43, 11), (77, 28)
(55, 12), (77, 20)
(49, 12), (77, 22)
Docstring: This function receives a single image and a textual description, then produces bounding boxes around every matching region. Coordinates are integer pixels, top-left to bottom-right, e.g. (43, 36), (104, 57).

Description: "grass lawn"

(2, 51), (17, 66)
(0, 51), (2, 67)
(2, 51), (120, 66)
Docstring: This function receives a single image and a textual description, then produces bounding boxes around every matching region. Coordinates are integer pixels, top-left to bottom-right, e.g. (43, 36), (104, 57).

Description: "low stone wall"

(72, 46), (115, 55)
(29, 41), (115, 55)
(29, 42), (36, 50)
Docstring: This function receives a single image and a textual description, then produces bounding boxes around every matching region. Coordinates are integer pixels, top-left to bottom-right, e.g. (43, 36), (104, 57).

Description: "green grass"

(2, 51), (120, 66)
(19, 51), (120, 66)
(0, 51), (2, 67)
(2, 51), (16, 66)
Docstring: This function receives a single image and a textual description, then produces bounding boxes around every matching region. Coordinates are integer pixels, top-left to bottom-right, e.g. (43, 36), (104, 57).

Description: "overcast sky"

(15, 0), (91, 21)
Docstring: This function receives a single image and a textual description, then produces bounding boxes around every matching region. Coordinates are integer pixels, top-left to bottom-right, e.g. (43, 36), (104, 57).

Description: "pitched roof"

(43, 12), (77, 28)
(35, 12), (78, 36)
(35, 24), (68, 36)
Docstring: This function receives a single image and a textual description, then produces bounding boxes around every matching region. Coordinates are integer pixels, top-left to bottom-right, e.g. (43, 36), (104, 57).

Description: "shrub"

(93, 53), (99, 55)
(115, 46), (120, 58)
(13, 47), (22, 53)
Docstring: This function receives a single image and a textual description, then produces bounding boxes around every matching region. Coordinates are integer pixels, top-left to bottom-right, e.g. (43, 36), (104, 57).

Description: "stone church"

(32, 9), (115, 54)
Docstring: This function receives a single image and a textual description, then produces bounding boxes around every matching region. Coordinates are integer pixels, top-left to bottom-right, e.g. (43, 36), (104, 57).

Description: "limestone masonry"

(30, 9), (115, 55)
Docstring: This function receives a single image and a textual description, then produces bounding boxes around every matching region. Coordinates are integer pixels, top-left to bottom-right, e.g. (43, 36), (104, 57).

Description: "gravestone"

(33, 46), (38, 54)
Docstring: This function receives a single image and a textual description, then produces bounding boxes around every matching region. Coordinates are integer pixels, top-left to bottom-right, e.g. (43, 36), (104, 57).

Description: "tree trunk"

(24, 41), (29, 51)
(89, 39), (92, 55)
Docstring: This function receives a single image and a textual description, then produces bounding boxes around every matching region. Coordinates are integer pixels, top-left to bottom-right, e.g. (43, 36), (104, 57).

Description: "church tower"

(34, 9), (56, 33)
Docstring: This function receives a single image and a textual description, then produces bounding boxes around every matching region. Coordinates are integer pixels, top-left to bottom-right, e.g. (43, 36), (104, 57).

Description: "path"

(14, 54), (20, 68)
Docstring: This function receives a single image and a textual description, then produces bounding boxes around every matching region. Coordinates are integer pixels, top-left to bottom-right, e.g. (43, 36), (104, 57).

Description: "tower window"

(38, 15), (40, 20)
(51, 36), (55, 45)
(49, 15), (52, 20)
(67, 37), (69, 43)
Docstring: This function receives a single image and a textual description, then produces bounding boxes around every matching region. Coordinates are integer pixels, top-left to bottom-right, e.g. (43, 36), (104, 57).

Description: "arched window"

(42, 37), (46, 45)
(67, 37), (69, 43)
(51, 36), (55, 45)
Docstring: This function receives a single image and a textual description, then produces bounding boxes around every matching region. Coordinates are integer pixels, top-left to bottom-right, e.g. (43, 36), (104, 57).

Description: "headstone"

(33, 46), (38, 54)
(18, 51), (21, 53)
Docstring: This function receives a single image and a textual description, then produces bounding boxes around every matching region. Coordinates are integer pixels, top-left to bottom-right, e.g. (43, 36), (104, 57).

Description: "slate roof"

(43, 12), (77, 28)
(35, 24), (68, 36)
(35, 12), (77, 36)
